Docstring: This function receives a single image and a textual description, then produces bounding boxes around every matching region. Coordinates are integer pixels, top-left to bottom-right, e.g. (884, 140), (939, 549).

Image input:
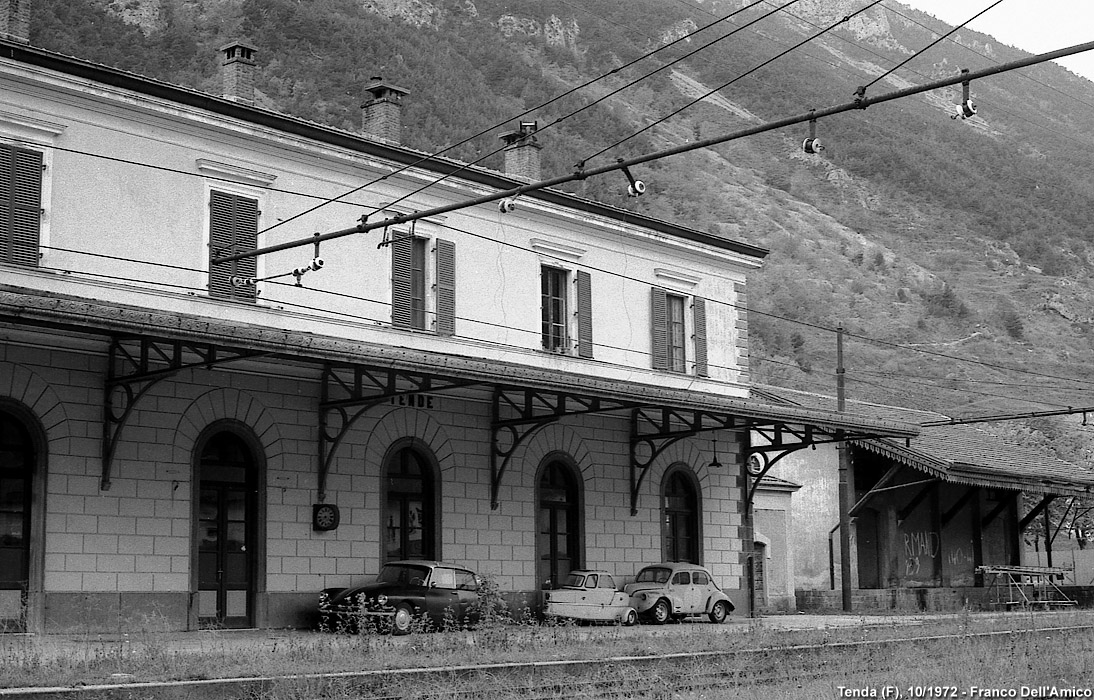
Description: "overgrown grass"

(3, 609), (1093, 693)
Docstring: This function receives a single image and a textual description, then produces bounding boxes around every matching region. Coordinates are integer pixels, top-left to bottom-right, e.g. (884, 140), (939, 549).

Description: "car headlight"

(376, 594), (388, 606)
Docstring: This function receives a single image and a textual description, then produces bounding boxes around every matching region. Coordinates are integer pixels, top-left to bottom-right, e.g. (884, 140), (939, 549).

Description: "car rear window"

(562, 573), (587, 588)
(454, 570), (478, 591)
(599, 575), (617, 589)
(636, 567), (671, 584)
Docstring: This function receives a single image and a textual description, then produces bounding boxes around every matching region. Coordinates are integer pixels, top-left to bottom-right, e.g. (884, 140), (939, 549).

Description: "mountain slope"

(25, 0), (1094, 464)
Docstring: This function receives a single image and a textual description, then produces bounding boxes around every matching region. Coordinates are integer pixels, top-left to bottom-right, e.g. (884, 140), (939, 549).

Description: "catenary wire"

(861, 0), (1007, 91)
(580, 0), (885, 164)
(253, 0), (780, 238)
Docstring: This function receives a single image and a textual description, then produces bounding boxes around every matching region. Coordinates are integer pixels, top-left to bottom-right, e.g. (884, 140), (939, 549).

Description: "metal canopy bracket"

(101, 336), (266, 490)
(318, 363), (480, 501)
(490, 386), (641, 510)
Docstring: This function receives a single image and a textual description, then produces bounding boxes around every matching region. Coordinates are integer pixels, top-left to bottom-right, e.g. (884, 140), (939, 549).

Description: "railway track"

(3, 623), (1092, 700)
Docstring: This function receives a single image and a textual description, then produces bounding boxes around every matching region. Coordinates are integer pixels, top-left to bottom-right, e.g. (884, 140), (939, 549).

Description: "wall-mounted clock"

(312, 503), (340, 531)
(746, 453), (767, 477)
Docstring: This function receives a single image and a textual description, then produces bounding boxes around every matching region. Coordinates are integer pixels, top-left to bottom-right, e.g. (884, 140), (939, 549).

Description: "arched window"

(537, 458), (582, 588)
(196, 430), (258, 628)
(0, 410), (34, 628)
(383, 446), (436, 562)
(662, 466), (700, 564)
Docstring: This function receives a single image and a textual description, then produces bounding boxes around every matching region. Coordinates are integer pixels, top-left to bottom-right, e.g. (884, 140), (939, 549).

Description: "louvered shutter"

(650, 287), (668, 370)
(692, 296), (708, 377)
(208, 191), (258, 302)
(391, 233), (413, 328)
(435, 238), (456, 336)
(576, 270), (592, 358)
(0, 144), (42, 267)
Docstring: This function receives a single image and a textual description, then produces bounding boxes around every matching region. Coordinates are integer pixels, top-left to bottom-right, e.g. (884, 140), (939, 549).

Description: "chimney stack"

(362, 77), (409, 144)
(499, 121), (542, 181)
(1, 0), (30, 44)
(220, 40), (257, 105)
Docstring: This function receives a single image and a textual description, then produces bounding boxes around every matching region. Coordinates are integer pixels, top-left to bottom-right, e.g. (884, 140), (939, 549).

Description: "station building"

(0, 5), (916, 632)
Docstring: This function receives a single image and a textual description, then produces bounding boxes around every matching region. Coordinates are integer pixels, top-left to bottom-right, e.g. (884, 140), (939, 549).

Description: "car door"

(424, 566), (462, 622)
(675, 570), (704, 613)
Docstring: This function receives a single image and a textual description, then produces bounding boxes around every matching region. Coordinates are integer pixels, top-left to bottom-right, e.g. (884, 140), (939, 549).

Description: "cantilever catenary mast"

(213, 39), (1094, 266)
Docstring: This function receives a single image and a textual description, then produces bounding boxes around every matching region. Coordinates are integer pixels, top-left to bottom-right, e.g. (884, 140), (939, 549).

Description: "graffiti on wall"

(903, 530), (939, 577)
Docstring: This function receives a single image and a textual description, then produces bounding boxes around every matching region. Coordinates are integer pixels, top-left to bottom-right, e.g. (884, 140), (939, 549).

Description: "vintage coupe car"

(623, 563), (735, 624)
(543, 570), (638, 625)
(319, 560), (481, 634)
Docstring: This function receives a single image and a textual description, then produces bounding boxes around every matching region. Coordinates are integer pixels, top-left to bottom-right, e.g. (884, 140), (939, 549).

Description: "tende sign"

(389, 394), (439, 409)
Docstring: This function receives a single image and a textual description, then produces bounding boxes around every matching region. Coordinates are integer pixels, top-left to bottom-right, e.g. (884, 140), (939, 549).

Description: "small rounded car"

(543, 570), (638, 626)
(623, 562), (735, 624)
(319, 560), (481, 634)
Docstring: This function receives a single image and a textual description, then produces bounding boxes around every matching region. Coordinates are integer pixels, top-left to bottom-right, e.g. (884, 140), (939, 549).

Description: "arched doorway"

(0, 409), (35, 631)
(537, 458), (582, 589)
(195, 428), (261, 628)
(662, 466), (700, 564)
(382, 444), (437, 562)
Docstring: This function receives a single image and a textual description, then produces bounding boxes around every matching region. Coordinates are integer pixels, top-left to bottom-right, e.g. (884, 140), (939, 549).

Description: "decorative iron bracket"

(102, 336), (266, 490)
(490, 386), (641, 509)
(317, 363), (480, 501)
(629, 407), (745, 515)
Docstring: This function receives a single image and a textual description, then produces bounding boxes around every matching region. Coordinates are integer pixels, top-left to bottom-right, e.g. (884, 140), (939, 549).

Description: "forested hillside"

(25, 0), (1094, 466)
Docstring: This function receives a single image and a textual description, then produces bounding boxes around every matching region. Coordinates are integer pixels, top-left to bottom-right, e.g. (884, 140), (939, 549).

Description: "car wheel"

(392, 605), (414, 635)
(622, 608), (638, 626)
(708, 600), (729, 624)
(650, 598), (672, 625)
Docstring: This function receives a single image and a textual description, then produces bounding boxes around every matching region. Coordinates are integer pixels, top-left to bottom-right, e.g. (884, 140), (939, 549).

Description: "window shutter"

(650, 287), (668, 370)
(208, 190), (257, 302)
(0, 144), (42, 267)
(692, 296), (708, 377)
(576, 270), (592, 358)
(435, 238), (456, 336)
(391, 233), (413, 328)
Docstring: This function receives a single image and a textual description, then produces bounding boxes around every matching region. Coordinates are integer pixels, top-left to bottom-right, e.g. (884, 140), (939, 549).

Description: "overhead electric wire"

(39, 126), (1094, 395)
(860, 0), (1007, 91)
(360, 0), (810, 222)
(254, 0), (780, 238)
(580, 0), (884, 164)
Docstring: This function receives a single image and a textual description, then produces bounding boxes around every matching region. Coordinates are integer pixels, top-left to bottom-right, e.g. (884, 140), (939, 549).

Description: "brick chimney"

(362, 77), (409, 144)
(220, 40), (257, 105)
(1, 0), (30, 44)
(499, 121), (542, 181)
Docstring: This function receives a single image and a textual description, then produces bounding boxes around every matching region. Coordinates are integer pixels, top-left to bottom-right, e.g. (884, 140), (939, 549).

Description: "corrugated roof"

(754, 384), (1094, 495)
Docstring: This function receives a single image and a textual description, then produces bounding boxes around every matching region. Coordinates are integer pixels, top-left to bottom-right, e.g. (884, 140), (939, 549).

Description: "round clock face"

(746, 453), (766, 476)
(313, 504), (339, 531)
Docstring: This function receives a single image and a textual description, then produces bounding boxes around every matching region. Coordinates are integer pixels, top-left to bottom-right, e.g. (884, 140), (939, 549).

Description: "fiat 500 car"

(543, 570), (638, 625)
(319, 560), (481, 634)
(623, 563), (734, 624)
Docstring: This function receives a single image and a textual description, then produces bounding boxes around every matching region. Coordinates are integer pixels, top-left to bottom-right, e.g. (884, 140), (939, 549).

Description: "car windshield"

(376, 563), (431, 586)
(561, 573), (587, 588)
(635, 567), (672, 584)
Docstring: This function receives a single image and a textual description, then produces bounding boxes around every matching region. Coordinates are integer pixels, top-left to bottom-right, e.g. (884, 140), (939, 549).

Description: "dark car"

(319, 560), (481, 634)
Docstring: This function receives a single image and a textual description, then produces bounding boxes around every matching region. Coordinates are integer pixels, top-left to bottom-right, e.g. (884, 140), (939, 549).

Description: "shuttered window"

(693, 297), (708, 377)
(393, 235), (456, 334)
(392, 234), (427, 330)
(651, 288), (707, 375)
(435, 239), (456, 336)
(0, 144), (42, 268)
(575, 270), (592, 358)
(208, 190), (258, 303)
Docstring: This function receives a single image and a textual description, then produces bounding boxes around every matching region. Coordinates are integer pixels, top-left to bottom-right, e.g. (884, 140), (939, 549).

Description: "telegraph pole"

(837, 325), (853, 611)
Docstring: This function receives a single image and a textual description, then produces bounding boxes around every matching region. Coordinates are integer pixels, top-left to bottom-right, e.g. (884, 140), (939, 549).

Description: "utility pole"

(837, 325), (853, 612)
